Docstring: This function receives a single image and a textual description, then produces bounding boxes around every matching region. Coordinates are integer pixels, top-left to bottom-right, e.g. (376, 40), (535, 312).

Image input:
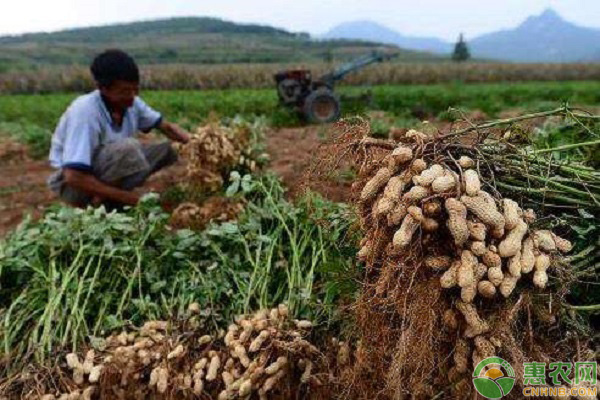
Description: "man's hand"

(172, 124), (191, 144)
(158, 120), (191, 144)
(121, 191), (141, 206)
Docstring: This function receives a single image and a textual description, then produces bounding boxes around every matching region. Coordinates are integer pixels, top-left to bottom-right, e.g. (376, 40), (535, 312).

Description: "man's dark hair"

(90, 49), (140, 87)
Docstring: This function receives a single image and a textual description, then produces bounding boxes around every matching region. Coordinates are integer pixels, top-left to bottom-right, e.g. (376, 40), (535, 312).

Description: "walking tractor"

(274, 51), (397, 123)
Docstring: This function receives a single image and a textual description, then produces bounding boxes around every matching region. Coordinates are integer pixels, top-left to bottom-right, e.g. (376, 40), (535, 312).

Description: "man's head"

(91, 49), (140, 111)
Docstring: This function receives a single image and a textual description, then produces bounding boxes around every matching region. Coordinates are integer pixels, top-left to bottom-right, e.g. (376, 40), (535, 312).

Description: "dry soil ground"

(0, 126), (351, 236)
(0, 109), (555, 237)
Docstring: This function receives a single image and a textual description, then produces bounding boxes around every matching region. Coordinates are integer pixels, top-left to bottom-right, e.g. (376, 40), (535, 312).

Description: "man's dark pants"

(48, 139), (177, 206)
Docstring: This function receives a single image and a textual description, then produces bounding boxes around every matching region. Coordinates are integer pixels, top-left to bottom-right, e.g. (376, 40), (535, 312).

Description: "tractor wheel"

(302, 89), (341, 124)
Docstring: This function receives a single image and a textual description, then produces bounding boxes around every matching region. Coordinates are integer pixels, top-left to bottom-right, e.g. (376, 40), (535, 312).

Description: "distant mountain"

(322, 20), (452, 54)
(323, 10), (600, 62)
(4, 9), (596, 69)
(469, 9), (600, 62)
(0, 17), (439, 71)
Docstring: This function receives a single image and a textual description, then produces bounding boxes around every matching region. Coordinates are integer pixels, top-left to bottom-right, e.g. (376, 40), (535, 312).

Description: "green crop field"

(1, 80), (599, 158)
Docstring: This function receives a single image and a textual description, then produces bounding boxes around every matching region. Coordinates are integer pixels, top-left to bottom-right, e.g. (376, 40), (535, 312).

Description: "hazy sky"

(1, 0), (599, 40)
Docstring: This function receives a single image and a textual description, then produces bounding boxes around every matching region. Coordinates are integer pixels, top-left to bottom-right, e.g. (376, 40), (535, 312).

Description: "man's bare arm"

(157, 120), (190, 143)
(63, 168), (139, 206)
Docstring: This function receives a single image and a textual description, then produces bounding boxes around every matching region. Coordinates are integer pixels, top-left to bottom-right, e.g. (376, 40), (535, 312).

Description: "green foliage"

(0, 121), (52, 158)
(437, 109), (460, 122)
(0, 174), (359, 369)
(530, 118), (600, 167)
(366, 110), (421, 138)
(267, 106), (302, 128)
(563, 209), (599, 296)
(364, 81), (600, 117)
(452, 33), (470, 62)
(368, 117), (392, 139)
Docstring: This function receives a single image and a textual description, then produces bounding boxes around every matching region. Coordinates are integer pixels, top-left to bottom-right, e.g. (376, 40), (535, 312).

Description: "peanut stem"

(564, 304), (600, 311)
(532, 139), (600, 155)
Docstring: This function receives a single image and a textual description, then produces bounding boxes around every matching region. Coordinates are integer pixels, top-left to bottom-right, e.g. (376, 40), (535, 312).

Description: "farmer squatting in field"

(47, 49), (191, 207)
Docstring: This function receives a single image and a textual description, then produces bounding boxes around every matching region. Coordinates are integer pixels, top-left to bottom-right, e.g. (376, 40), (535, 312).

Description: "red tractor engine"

(274, 69), (340, 124)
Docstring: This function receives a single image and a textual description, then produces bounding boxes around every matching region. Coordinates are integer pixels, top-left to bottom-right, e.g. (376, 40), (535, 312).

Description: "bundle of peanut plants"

(0, 174), (358, 383)
(311, 108), (599, 399)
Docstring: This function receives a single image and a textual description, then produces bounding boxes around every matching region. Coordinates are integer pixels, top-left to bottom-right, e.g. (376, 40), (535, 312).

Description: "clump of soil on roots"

(176, 122), (258, 193)
(170, 197), (245, 230)
(168, 121), (258, 230)
(312, 118), (595, 399)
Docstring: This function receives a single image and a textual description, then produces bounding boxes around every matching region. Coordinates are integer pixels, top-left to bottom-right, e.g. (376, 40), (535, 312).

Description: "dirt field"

(0, 126), (352, 237)
(0, 109), (557, 237)
(0, 140), (53, 237)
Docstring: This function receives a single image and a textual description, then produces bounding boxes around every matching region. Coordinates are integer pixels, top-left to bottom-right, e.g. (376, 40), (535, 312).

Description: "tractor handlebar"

(319, 51), (398, 86)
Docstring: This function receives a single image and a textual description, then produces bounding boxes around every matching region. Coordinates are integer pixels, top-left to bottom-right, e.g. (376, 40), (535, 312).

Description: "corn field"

(1, 62), (600, 94)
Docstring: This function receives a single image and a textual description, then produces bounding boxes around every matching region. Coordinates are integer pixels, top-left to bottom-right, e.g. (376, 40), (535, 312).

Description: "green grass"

(362, 80), (600, 116)
(0, 81), (599, 157)
(0, 121), (50, 158)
